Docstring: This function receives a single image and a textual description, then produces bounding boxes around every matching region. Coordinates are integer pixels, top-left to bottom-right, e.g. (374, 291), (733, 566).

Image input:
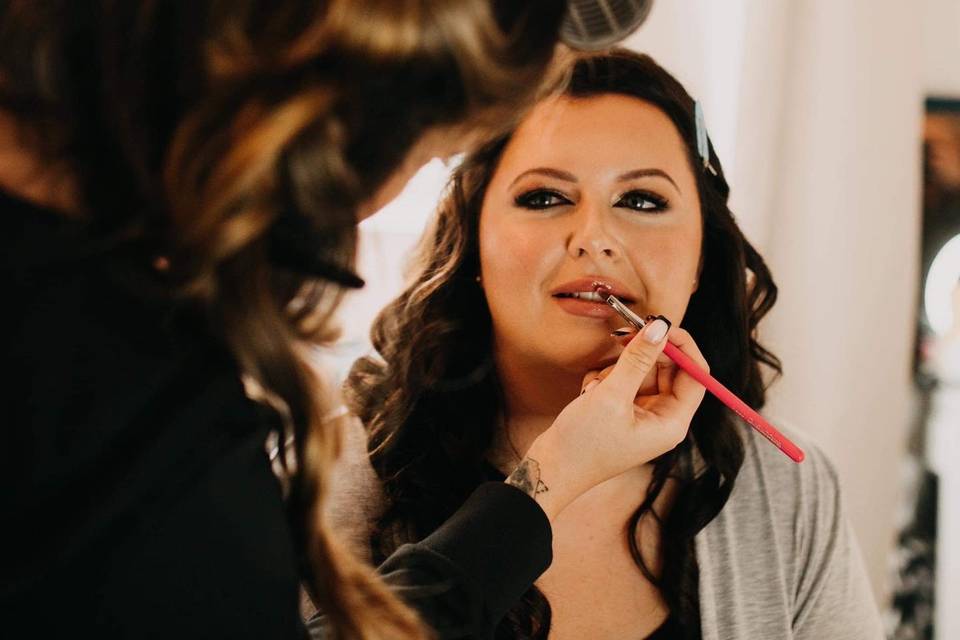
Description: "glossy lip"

(550, 276), (638, 319)
(549, 276), (637, 302)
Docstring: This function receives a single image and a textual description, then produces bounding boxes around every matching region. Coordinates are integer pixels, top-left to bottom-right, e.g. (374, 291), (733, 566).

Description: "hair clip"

(694, 101), (718, 177)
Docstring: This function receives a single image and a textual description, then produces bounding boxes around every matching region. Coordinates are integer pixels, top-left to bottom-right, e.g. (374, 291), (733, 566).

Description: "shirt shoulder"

(324, 412), (386, 562)
(716, 422), (842, 599)
(697, 422), (881, 640)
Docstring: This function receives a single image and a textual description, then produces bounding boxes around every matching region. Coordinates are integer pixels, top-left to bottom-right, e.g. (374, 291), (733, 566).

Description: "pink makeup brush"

(604, 292), (805, 463)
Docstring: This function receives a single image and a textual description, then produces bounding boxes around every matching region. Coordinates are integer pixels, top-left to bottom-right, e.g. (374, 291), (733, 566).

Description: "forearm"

(308, 482), (552, 640)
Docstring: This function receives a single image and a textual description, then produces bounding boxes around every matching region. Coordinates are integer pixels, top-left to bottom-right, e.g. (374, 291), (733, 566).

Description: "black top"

(646, 615), (681, 639)
(1, 190), (552, 640)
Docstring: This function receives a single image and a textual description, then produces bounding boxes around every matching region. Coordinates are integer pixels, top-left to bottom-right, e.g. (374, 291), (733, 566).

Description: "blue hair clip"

(694, 101), (718, 176)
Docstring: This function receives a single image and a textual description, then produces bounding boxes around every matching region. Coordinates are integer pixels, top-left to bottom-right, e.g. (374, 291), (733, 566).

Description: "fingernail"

(610, 326), (635, 337)
(643, 317), (670, 344)
(581, 378), (600, 394)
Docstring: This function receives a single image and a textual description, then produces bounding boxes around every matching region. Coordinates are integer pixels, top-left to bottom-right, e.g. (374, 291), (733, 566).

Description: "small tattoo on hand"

(506, 458), (549, 499)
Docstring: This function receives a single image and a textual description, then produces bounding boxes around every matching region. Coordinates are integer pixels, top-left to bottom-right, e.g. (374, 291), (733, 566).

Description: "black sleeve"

(305, 482), (552, 639)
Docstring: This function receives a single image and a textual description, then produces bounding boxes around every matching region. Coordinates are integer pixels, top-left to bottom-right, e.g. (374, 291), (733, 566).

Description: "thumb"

(600, 315), (671, 400)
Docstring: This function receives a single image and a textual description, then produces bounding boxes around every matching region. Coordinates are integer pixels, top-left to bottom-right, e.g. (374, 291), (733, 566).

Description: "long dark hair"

(347, 50), (781, 639)
(0, 1), (568, 636)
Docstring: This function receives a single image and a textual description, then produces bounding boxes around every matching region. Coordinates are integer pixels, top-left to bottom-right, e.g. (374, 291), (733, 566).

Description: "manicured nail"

(610, 326), (635, 337)
(643, 317), (670, 344)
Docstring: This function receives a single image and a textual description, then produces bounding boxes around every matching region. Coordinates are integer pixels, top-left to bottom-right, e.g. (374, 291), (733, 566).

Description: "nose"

(566, 200), (624, 262)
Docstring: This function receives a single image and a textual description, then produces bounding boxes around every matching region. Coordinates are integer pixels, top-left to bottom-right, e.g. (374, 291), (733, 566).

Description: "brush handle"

(662, 342), (805, 463)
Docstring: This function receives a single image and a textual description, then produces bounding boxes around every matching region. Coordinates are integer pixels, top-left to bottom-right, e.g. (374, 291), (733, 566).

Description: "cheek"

(627, 224), (702, 314)
(478, 214), (559, 334)
(479, 212), (556, 289)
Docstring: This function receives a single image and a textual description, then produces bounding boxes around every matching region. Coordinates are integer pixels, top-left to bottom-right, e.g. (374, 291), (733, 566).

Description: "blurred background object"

(890, 98), (960, 640)
(322, 2), (960, 638)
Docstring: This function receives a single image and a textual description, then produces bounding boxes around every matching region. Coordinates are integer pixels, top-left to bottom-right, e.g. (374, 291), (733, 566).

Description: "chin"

(540, 337), (621, 373)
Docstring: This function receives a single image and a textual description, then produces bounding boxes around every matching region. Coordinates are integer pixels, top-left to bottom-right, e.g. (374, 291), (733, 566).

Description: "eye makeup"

(613, 189), (669, 212)
(514, 189), (572, 209)
(513, 187), (669, 213)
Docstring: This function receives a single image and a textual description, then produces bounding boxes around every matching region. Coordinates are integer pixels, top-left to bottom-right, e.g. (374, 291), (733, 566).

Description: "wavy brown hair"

(347, 50), (782, 639)
(0, 0), (569, 637)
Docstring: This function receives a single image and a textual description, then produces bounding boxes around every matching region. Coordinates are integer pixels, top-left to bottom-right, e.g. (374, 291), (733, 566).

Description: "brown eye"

(515, 189), (572, 209)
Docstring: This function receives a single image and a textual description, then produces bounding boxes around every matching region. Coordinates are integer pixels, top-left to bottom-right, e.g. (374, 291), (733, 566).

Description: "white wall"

(923, 0), (960, 97)
(632, 1), (924, 606)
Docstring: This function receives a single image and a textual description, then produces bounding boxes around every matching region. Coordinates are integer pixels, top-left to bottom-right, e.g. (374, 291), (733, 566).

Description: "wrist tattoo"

(505, 458), (549, 499)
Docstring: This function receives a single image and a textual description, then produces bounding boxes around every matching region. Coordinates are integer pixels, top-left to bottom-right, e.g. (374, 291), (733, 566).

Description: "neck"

(490, 345), (666, 511)
(492, 346), (584, 467)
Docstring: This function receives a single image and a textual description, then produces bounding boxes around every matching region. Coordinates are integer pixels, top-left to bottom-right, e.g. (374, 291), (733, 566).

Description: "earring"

(475, 275), (482, 284)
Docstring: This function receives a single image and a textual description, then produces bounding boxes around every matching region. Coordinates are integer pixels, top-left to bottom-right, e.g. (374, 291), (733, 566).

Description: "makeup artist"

(0, 2), (681, 639)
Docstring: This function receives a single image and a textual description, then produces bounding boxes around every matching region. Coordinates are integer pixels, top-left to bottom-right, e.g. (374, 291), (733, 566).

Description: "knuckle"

(623, 346), (657, 372)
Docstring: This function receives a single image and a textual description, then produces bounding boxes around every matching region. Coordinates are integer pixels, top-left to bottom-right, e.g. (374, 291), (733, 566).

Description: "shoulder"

(734, 419), (839, 503)
(702, 420), (846, 586)
(729, 420), (842, 539)
(323, 411), (386, 562)
(719, 421), (848, 588)
(698, 423), (882, 638)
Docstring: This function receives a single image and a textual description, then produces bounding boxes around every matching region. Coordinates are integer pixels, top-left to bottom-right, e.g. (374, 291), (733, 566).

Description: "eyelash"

(616, 190), (669, 212)
(513, 188), (670, 213)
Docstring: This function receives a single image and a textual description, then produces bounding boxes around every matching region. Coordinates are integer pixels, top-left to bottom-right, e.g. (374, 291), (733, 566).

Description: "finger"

(663, 327), (709, 373)
(580, 362), (617, 395)
(600, 316), (671, 400)
(662, 327), (710, 404)
(581, 370), (599, 388)
(634, 353), (665, 397)
(610, 326), (638, 348)
(580, 369), (602, 395)
(648, 328), (708, 422)
(608, 328), (658, 396)
(596, 364), (615, 383)
(655, 353), (676, 396)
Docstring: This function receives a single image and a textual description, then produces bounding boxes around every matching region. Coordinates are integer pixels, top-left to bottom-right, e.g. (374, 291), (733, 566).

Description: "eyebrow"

(509, 166), (681, 192)
(509, 167), (576, 188)
(616, 168), (680, 192)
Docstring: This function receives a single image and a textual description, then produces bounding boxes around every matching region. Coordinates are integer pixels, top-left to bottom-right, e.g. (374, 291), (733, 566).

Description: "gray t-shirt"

(696, 425), (883, 640)
(325, 417), (883, 639)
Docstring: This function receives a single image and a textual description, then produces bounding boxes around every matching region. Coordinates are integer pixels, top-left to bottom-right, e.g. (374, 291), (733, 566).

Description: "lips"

(550, 276), (637, 319)
(549, 276), (637, 304)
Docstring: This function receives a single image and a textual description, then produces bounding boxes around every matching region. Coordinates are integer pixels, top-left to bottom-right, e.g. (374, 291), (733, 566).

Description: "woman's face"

(478, 94), (703, 374)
